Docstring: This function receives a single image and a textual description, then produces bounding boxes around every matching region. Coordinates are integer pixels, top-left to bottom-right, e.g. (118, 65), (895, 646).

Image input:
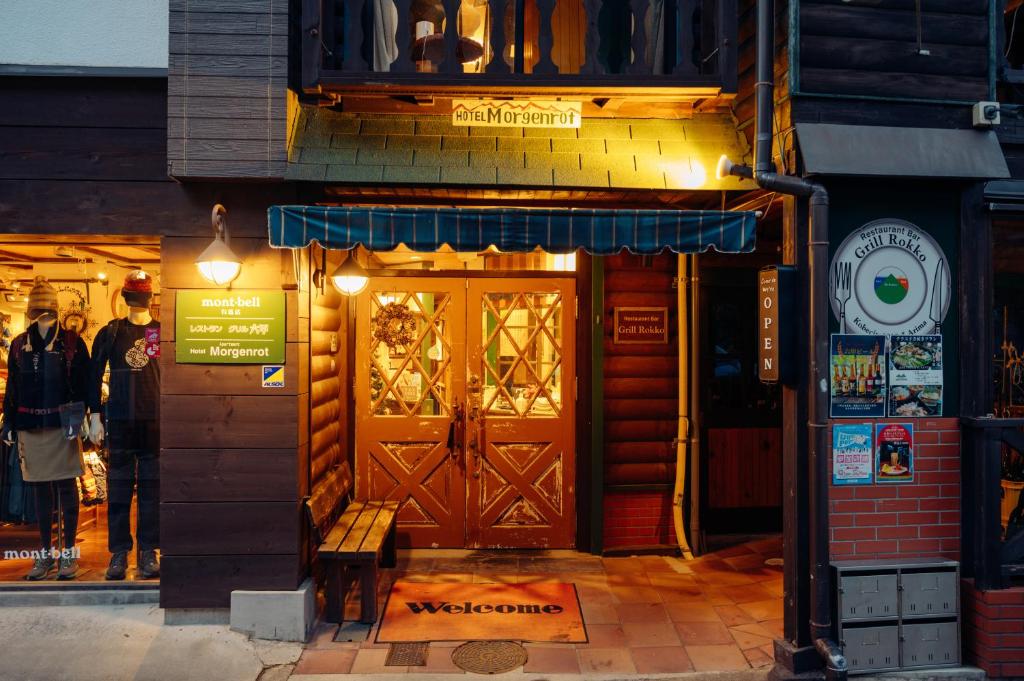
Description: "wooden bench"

(305, 462), (399, 624)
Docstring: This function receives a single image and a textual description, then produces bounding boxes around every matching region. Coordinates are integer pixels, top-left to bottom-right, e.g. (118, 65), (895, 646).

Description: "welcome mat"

(376, 582), (587, 643)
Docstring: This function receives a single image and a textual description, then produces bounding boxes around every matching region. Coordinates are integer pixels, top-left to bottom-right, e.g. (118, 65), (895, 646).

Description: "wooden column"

(159, 234), (310, 609)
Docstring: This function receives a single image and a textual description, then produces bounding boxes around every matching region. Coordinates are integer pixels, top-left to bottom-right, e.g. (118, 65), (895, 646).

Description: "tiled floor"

(293, 535), (784, 676)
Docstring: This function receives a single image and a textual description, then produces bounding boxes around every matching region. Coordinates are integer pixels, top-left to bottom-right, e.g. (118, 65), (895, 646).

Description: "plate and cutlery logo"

(829, 219), (950, 336)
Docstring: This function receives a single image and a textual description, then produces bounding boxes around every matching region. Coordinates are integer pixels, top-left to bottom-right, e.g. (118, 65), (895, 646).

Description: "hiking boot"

(25, 555), (55, 581)
(57, 555), (79, 580)
(105, 551), (128, 580)
(139, 550), (160, 579)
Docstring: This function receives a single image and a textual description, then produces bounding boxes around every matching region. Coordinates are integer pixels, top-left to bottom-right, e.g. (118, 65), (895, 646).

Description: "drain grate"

(451, 641), (528, 674)
(386, 642), (429, 666)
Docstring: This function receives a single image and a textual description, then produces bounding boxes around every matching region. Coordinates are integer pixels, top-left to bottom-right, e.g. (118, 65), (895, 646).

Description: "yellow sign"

(452, 100), (581, 129)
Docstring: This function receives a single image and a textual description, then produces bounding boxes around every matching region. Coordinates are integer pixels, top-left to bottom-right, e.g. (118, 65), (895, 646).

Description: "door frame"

(349, 265), (594, 550)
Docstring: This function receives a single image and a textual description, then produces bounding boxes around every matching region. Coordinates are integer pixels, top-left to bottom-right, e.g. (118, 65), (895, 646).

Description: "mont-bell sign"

(758, 266), (796, 385)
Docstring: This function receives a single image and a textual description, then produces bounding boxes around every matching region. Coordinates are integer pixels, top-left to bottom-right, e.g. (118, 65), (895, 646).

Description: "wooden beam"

(75, 245), (159, 267)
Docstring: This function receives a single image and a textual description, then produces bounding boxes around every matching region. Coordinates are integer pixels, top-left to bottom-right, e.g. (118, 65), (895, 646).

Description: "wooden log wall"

(797, 0), (990, 102)
(160, 234), (310, 609)
(308, 246), (348, 491)
(168, 0), (288, 179)
(602, 253), (679, 488)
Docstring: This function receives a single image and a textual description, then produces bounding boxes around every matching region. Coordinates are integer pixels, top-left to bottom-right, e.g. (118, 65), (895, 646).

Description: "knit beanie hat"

(26, 276), (58, 320)
(122, 270), (153, 308)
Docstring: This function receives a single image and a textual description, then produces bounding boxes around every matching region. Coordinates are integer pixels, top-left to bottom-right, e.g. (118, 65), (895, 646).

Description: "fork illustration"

(834, 261), (852, 333)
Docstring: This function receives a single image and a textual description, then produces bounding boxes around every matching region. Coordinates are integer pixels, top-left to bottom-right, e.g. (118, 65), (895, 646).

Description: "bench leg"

(358, 561), (379, 624)
(381, 523), (397, 569)
(325, 560), (344, 624)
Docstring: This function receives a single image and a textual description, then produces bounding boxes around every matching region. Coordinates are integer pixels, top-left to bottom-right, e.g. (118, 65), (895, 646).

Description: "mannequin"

(89, 270), (161, 580)
(2, 276), (90, 580)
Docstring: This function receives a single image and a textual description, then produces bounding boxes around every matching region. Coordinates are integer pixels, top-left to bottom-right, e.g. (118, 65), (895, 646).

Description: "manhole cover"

(386, 642), (429, 666)
(451, 641), (528, 674)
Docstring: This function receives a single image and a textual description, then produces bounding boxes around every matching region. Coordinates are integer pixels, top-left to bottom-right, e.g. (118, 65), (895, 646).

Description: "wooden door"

(465, 279), (576, 548)
(355, 280), (467, 548)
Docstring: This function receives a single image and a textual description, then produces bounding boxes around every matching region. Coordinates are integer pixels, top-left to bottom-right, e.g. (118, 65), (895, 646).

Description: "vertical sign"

(175, 290), (286, 364)
(758, 268), (780, 382)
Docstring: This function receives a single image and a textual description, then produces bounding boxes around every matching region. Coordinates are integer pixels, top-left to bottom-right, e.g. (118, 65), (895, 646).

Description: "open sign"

(758, 265), (797, 385)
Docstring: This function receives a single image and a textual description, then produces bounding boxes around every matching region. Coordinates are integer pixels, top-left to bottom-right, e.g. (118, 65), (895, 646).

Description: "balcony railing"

(300, 0), (736, 95)
(962, 417), (1024, 589)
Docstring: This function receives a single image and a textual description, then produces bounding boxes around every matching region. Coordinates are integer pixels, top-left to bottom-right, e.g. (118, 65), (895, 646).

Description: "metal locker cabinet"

(901, 621), (960, 669)
(901, 571), (958, 617)
(839, 573), (898, 621)
(842, 625), (901, 674)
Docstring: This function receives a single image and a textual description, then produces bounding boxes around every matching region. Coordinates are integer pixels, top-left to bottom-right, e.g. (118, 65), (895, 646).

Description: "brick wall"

(830, 418), (960, 561)
(963, 579), (1024, 678)
(603, 490), (675, 549)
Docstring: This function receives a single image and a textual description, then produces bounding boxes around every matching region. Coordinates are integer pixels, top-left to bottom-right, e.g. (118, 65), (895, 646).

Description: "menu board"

(887, 335), (943, 417)
(832, 423), (873, 485)
(175, 290), (286, 364)
(830, 334), (887, 418)
(875, 422), (915, 483)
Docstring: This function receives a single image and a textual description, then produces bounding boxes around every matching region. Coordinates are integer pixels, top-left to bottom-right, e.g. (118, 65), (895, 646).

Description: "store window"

(0, 240), (161, 583)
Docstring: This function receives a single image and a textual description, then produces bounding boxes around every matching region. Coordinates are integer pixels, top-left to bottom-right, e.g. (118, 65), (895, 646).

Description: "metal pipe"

(721, 0), (842, 673)
(673, 255), (694, 560)
(815, 638), (848, 681)
(688, 253), (703, 555)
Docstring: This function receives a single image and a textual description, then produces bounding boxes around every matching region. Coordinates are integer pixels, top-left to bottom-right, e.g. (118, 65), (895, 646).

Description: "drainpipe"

(718, 0), (844, 677)
(673, 255), (694, 560)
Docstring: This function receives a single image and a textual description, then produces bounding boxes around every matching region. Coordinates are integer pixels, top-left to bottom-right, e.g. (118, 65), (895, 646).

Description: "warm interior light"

(97, 271), (108, 282)
(664, 160), (707, 189)
(330, 254), (369, 295)
(195, 204), (242, 286)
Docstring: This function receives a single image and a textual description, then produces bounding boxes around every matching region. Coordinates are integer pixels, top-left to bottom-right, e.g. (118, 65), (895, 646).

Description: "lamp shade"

(195, 236), (242, 286)
(330, 256), (369, 295)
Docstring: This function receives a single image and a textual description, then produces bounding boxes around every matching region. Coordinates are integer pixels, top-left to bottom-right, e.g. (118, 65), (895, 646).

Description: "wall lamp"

(330, 251), (369, 295)
(195, 204), (242, 286)
(716, 155), (754, 181)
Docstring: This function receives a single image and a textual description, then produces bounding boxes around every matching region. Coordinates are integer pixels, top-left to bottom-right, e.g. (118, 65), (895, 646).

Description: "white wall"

(0, 1), (168, 70)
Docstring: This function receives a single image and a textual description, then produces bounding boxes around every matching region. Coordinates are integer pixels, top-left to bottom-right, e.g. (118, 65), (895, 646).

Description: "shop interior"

(0, 237), (160, 582)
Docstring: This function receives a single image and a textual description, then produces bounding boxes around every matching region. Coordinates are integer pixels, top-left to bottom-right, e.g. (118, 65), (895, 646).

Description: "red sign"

(613, 307), (669, 344)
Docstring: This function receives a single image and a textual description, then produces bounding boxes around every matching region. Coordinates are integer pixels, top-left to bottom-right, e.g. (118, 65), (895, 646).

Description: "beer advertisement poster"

(830, 334), (887, 418)
(888, 335), (943, 417)
(875, 422), (915, 483)
(832, 423), (873, 486)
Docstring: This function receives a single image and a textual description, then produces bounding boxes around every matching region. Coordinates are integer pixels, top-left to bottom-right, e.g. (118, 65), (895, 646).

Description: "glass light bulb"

(197, 260), (241, 286)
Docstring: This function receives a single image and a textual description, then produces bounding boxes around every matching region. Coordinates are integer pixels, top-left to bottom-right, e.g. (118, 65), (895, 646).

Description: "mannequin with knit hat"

(2, 276), (91, 580)
(89, 270), (161, 580)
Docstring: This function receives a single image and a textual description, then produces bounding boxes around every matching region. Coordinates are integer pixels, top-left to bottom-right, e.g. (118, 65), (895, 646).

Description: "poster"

(832, 423), (873, 485)
(830, 334), (887, 418)
(888, 335), (943, 417)
(875, 422), (914, 483)
(175, 290), (286, 364)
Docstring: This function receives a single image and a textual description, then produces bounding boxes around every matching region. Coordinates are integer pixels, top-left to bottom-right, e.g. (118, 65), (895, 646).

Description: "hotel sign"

(452, 100), (582, 129)
(613, 307), (669, 344)
(175, 290), (286, 364)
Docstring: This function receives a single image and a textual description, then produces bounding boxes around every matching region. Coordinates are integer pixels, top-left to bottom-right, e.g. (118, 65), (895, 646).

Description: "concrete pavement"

(0, 604), (302, 681)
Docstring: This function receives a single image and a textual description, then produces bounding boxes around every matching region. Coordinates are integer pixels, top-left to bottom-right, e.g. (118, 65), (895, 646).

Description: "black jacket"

(2, 323), (90, 431)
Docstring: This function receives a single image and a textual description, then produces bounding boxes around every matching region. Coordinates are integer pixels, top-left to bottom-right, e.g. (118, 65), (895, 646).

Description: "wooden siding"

(707, 427), (782, 509)
(602, 253), (679, 488)
(160, 234), (309, 609)
(168, 0), (289, 179)
(797, 0), (990, 102)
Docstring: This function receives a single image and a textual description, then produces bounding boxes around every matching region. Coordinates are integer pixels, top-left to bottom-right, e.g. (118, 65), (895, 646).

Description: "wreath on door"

(373, 302), (416, 349)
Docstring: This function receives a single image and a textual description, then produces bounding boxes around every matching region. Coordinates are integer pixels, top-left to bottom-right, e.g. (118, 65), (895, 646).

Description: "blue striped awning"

(267, 206), (756, 255)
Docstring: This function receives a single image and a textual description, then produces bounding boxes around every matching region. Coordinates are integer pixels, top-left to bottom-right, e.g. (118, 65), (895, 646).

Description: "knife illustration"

(929, 259), (945, 335)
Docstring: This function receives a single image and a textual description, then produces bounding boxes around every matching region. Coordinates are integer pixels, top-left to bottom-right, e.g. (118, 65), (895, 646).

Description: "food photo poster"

(887, 335), (943, 417)
(875, 422), (914, 483)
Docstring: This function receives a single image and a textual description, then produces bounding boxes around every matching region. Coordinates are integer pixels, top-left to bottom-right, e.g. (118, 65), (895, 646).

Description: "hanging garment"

(17, 428), (84, 482)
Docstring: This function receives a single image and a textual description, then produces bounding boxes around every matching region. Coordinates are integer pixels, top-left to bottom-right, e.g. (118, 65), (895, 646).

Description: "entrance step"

(0, 582), (158, 607)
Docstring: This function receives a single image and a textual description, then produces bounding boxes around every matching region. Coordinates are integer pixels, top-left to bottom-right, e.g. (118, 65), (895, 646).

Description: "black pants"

(34, 479), (79, 552)
(107, 420), (159, 553)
